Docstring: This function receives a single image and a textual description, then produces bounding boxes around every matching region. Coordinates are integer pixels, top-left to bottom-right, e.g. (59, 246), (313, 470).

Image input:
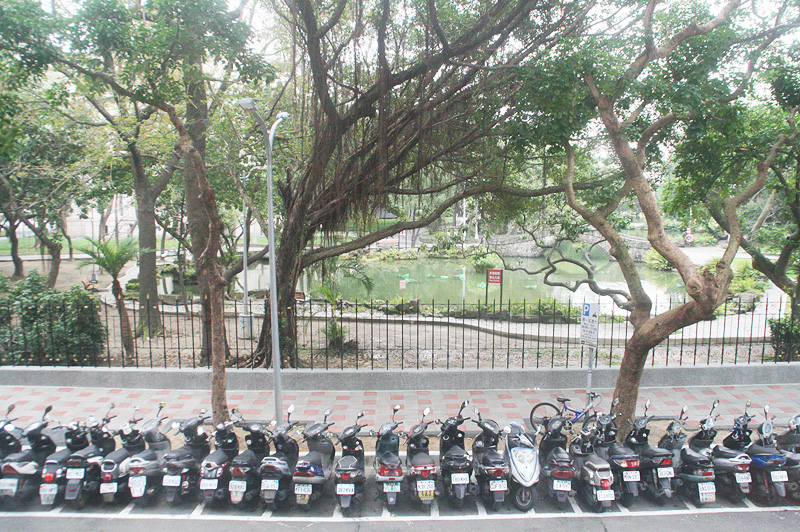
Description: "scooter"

(438, 400), (474, 509)
(776, 413), (800, 501)
(64, 404), (118, 509)
(374, 405), (403, 509)
(0, 406), (56, 507)
(624, 399), (675, 504)
(471, 407), (509, 511)
(127, 402), (171, 504)
(99, 407), (148, 503)
(592, 399), (641, 506)
(292, 408), (334, 510)
(688, 400), (751, 503)
(333, 410), (367, 514)
(229, 409), (271, 507)
(199, 416), (240, 505)
(405, 407), (438, 511)
(671, 405), (716, 505)
(161, 411), (211, 504)
(0, 405), (21, 460)
(39, 420), (91, 506)
(569, 422), (615, 512)
(538, 415), (577, 507)
(259, 404), (299, 509)
(504, 421), (540, 511)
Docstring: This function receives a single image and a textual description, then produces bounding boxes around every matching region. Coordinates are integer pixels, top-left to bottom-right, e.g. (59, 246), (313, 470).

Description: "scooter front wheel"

(512, 485), (535, 511)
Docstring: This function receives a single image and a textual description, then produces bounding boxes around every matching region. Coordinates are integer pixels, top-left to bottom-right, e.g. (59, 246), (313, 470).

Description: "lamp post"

(238, 98), (290, 421)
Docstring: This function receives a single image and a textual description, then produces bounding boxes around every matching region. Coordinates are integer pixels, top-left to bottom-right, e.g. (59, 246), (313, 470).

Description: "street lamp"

(238, 98), (290, 421)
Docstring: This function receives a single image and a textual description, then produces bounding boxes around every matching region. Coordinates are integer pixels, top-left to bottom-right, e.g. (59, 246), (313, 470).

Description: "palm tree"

(79, 238), (139, 365)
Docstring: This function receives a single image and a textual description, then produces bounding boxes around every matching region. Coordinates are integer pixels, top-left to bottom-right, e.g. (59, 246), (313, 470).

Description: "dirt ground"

(0, 257), (116, 291)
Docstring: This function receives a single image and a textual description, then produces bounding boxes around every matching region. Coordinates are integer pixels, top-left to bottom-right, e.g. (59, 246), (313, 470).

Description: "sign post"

(580, 303), (599, 397)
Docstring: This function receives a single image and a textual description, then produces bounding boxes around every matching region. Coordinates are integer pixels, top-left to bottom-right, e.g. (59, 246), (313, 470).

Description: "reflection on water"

(233, 254), (688, 308)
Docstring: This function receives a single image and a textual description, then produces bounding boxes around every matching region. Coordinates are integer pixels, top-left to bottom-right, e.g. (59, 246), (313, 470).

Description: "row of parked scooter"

(0, 396), (799, 514)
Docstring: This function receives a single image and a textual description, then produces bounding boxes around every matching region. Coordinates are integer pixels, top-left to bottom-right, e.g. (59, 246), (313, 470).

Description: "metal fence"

(0, 293), (792, 369)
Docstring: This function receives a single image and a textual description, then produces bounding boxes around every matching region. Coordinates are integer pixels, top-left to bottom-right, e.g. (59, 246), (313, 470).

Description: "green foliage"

(323, 319), (347, 350)
(728, 263), (767, 295)
(769, 317), (800, 362)
(644, 250), (674, 272)
(470, 254), (498, 273)
(78, 238), (139, 280)
(0, 272), (106, 365)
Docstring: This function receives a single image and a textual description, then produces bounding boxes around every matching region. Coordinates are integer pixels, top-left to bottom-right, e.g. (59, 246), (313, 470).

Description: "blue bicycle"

(529, 392), (602, 432)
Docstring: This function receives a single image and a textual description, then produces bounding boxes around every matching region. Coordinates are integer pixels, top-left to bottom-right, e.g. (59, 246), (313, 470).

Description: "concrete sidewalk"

(1, 382), (798, 433)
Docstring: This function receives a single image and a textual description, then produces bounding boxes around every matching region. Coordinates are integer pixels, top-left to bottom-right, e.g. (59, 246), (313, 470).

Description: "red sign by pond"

(487, 269), (503, 286)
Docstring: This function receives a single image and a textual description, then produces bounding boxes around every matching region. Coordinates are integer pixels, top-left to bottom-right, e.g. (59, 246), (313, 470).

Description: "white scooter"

(503, 421), (540, 511)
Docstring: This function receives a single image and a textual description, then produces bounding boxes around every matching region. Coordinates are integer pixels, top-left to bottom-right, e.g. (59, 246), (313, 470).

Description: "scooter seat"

(607, 442), (636, 458)
(481, 449), (506, 467)
(71, 445), (102, 460)
(712, 445), (743, 459)
(233, 449), (261, 468)
(784, 452), (800, 466)
(379, 452), (401, 469)
(681, 447), (712, 466)
(584, 454), (609, 470)
(444, 445), (468, 458)
(747, 444), (782, 458)
(641, 444), (671, 459)
(133, 449), (158, 462)
(3, 449), (35, 463)
(304, 451), (323, 466)
(45, 448), (72, 464)
(164, 446), (196, 462)
(410, 452), (435, 467)
(548, 446), (571, 461)
(105, 448), (131, 463)
(337, 455), (360, 470)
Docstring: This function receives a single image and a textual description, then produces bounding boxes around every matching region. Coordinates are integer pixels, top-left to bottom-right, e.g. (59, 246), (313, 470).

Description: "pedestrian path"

(1, 383), (797, 431)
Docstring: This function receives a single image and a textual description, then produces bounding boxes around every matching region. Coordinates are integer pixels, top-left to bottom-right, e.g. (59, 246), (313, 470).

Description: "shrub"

(644, 250), (674, 271)
(769, 317), (800, 362)
(470, 255), (498, 273)
(0, 272), (105, 366)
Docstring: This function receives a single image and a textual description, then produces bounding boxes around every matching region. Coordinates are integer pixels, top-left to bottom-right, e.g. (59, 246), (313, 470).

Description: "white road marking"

(49, 505), (62, 514)
(119, 502), (135, 515)
(431, 498), (440, 517)
(618, 503), (630, 514)
(567, 496), (583, 514)
(684, 498), (698, 511)
(332, 505), (343, 519)
(190, 501), (205, 517)
(381, 505), (391, 518)
(743, 498), (758, 509)
(476, 498), (487, 517)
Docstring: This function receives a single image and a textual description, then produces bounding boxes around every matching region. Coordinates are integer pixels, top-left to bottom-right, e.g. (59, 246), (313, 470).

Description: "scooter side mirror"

(323, 408), (333, 423)
(43, 405), (53, 419)
(681, 405), (688, 417)
(473, 406), (482, 420)
(745, 400), (751, 411)
(422, 407), (431, 420)
(6, 404), (15, 415)
(502, 426), (511, 435)
(713, 399), (720, 409)
(171, 421), (180, 431)
(765, 405), (770, 416)
(459, 399), (470, 413)
(644, 399), (651, 414)
(393, 405), (401, 413)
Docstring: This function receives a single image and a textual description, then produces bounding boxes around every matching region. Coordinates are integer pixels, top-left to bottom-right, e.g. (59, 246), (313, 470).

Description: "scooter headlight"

(511, 447), (536, 465)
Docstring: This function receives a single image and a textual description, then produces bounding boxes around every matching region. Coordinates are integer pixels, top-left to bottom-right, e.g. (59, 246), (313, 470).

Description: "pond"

(236, 252), (690, 308)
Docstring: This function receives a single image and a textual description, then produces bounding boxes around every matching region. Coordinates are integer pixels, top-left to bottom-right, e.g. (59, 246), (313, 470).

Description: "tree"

(545, 0), (800, 434)
(79, 238), (139, 364)
(241, 0), (598, 366)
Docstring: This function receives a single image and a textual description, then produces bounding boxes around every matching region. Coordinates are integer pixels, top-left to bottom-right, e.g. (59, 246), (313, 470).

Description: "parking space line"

(431, 498), (440, 517)
(332, 505), (343, 519)
(476, 499), (487, 517)
(49, 505), (62, 514)
(568, 496), (583, 514)
(261, 508), (273, 518)
(684, 498), (697, 511)
(618, 503), (630, 514)
(119, 502), (135, 515)
(190, 501), (205, 517)
(381, 505), (391, 518)
(743, 498), (757, 509)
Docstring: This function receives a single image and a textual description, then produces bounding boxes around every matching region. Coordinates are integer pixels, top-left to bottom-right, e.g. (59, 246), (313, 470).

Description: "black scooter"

(229, 409), (271, 507)
(64, 404), (117, 509)
(127, 402), (171, 505)
(259, 404), (299, 509)
(161, 411), (211, 504)
(438, 400), (474, 508)
(592, 398), (641, 506)
(292, 408), (335, 510)
(0, 405), (21, 460)
(625, 399), (675, 504)
(0, 405), (56, 507)
(374, 405), (403, 509)
(538, 415), (577, 507)
(334, 410), (367, 514)
(200, 416), (240, 505)
(471, 407), (510, 511)
(776, 413), (800, 501)
(40, 420), (91, 506)
(405, 407), (438, 511)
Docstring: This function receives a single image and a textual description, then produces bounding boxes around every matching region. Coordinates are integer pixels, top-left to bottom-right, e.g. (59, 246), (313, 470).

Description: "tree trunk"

(135, 190), (163, 336)
(6, 217), (24, 280)
(112, 278), (135, 365)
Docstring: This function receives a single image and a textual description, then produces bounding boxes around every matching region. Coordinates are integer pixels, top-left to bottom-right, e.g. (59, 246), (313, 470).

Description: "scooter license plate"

(294, 483), (313, 495)
(735, 472), (751, 484)
(553, 479), (571, 491)
(100, 482), (118, 494)
(596, 489), (615, 501)
(699, 491), (716, 503)
(66, 468), (85, 480)
(336, 483), (355, 495)
(261, 479), (279, 491)
(39, 484), (58, 496)
(419, 490), (435, 501)
(229, 480), (247, 492)
(657, 467), (674, 479)
(771, 470), (788, 482)
(383, 482), (401, 493)
(698, 482), (716, 494)
(162, 475), (181, 487)
(451, 473), (470, 485)
(129, 476), (147, 489)
(199, 479), (218, 490)
(623, 470), (640, 482)
(0, 478), (18, 496)
(489, 480), (507, 492)
(417, 480), (436, 492)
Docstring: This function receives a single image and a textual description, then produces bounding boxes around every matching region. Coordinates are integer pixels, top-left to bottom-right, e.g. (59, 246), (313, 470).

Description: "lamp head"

(237, 98), (258, 111)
